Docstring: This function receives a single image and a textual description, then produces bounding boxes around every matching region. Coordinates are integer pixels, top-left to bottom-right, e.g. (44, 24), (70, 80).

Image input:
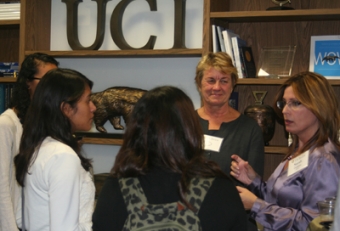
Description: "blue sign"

(313, 40), (340, 77)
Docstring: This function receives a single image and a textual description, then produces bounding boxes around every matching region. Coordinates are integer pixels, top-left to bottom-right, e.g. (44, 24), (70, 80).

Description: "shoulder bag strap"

(119, 177), (148, 213)
(186, 177), (215, 212)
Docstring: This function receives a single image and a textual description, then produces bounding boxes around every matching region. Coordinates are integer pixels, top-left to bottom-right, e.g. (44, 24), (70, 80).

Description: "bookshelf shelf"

(81, 137), (123, 145)
(76, 132), (124, 146)
(80, 135), (288, 155)
(264, 146), (288, 155)
(0, 19), (20, 26)
(24, 49), (203, 58)
(0, 77), (16, 83)
(238, 78), (340, 85)
(210, 9), (340, 23)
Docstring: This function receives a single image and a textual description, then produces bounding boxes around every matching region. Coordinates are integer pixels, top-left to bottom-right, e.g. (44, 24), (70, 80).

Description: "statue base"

(266, 6), (294, 10)
(75, 132), (123, 139)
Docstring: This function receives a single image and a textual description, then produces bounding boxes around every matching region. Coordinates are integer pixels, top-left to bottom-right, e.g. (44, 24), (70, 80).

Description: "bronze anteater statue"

(90, 86), (147, 133)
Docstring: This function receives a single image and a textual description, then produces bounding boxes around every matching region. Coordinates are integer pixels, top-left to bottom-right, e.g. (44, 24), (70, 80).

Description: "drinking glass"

(317, 199), (336, 230)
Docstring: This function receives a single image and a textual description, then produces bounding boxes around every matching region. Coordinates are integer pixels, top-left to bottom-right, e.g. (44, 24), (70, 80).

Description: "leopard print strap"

(119, 177), (215, 213)
(186, 177), (215, 212)
(119, 177), (147, 213)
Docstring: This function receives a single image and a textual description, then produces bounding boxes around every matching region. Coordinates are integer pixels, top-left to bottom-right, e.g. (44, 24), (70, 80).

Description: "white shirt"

(24, 137), (95, 231)
(0, 109), (22, 231)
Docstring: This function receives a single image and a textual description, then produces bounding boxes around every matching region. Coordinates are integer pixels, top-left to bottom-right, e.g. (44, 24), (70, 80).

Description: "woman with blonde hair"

(195, 52), (264, 231)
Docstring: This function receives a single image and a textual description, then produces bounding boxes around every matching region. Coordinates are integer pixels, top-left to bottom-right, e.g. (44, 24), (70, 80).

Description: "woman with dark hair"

(231, 72), (340, 231)
(15, 68), (96, 231)
(0, 53), (58, 231)
(10, 52), (59, 123)
(92, 86), (247, 231)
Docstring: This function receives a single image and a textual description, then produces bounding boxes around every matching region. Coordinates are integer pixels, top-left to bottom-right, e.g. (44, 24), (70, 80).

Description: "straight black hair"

(15, 68), (93, 186)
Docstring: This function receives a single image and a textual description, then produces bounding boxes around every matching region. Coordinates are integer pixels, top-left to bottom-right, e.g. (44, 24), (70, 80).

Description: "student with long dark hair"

(15, 68), (96, 231)
(0, 53), (58, 231)
(93, 86), (247, 231)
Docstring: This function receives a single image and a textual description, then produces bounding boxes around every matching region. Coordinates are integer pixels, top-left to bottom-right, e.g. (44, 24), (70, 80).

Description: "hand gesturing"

(230, 154), (257, 185)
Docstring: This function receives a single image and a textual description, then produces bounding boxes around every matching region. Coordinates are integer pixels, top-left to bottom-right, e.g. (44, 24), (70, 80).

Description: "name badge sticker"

(203, 135), (223, 152)
(287, 150), (309, 177)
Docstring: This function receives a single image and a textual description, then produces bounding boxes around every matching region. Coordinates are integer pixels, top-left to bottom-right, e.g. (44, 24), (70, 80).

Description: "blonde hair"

(274, 71), (340, 156)
(195, 52), (238, 89)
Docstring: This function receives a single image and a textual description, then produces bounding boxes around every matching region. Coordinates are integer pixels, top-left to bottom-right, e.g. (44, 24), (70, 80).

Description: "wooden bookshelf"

(15, 0), (340, 171)
(0, 77), (16, 83)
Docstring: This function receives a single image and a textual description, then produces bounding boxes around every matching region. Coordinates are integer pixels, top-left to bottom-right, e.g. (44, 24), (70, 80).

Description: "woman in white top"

(14, 68), (96, 231)
(0, 53), (58, 231)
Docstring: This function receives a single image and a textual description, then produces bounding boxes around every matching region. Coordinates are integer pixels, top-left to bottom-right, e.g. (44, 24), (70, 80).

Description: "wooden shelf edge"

(0, 77), (17, 83)
(0, 19), (20, 26)
(265, 146), (288, 154)
(211, 9), (340, 22)
(24, 49), (203, 58)
(238, 78), (287, 85)
(75, 132), (123, 145)
(81, 137), (123, 145)
(238, 78), (340, 85)
(81, 136), (288, 156)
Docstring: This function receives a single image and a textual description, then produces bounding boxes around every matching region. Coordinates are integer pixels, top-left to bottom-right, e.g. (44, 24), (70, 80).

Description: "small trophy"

(267, 0), (294, 11)
(244, 91), (276, 146)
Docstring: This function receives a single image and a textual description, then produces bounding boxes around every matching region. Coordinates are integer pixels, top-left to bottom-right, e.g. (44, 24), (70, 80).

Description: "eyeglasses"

(276, 100), (302, 110)
(29, 77), (42, 81)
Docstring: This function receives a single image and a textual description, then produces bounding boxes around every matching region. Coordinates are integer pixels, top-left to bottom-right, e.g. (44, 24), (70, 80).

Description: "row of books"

(212, 24), (256, 78)
(0, 2), (20, 20)
(0, 62), (18, 77)
(0, 83), (14, 114)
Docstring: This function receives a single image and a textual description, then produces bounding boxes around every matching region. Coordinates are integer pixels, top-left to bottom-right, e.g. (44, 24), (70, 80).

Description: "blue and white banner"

(309, 35), (340, 78)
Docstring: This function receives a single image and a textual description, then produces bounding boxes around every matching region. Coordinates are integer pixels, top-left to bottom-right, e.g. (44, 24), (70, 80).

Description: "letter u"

(62, 0), (111, 50)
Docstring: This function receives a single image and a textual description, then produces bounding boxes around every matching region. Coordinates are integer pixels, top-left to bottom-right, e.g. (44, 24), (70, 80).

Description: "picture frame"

(257, 46), (296, 78)
(309, 35), (340, 79)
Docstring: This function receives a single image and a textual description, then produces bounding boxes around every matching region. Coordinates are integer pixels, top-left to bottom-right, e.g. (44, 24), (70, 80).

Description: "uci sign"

(62, 0), (188, 50)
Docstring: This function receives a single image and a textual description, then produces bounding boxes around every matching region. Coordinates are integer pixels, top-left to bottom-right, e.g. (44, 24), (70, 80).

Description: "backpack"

(119, 177), (215, 231)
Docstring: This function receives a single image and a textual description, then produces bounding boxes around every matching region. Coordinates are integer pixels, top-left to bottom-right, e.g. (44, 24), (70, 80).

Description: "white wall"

(51, 0), (203, 174)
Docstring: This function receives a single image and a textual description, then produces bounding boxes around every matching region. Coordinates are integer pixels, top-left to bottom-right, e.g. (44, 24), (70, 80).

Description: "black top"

(199, 114), (265, 178)
(92, 168), (247, 231)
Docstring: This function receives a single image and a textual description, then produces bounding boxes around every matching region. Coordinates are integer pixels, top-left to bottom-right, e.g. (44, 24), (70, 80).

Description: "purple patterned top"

(249, 140), (340, 231)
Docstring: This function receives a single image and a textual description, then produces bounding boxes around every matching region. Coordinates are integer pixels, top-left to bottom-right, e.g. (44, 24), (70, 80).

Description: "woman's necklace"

(287, 155), (294, 160)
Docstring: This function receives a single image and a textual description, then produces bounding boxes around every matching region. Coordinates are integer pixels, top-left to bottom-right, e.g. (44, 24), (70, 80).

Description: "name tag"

(203, 135), (223, 152)
(287, 150), (309, 177)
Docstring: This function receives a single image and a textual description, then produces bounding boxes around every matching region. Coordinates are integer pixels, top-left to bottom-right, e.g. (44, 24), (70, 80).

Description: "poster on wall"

(309, 35), (340, 79)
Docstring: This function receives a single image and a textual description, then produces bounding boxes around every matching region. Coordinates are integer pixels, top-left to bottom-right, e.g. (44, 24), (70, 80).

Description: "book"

(0, 2), (20, 20)
(231, 37), (247, 78)
(239, 46), (257, 78)
(216, 25), (226, 52)
(229, 91), (239, 110)
(0, 84), (5, 114)
(211, 24), (219, 53)
(309, 35), (340, 79)
(0, 62), (18, 77)
(5, 84), (13, 109)
(221, 29), (239, 65)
